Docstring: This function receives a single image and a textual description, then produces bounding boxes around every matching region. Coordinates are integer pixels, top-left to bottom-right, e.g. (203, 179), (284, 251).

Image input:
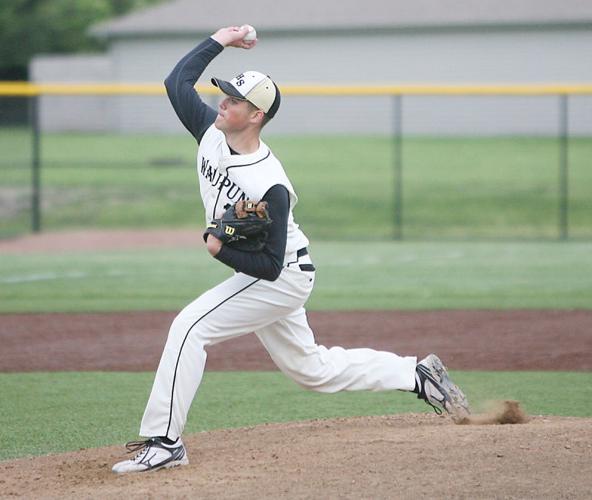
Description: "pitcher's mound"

(2, 414), (590, 499)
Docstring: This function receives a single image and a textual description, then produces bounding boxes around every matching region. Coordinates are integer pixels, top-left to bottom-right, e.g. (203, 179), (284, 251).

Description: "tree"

(0, 0), (165, 79)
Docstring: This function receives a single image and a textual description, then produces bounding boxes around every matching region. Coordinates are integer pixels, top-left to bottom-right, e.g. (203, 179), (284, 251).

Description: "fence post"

(393, 94), (403, 240)
(558, 94), (569, 241)
(30, 95), (41, 233)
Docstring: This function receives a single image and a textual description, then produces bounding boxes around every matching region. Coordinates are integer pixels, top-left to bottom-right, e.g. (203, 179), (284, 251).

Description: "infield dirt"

(1, 414), (591, 499)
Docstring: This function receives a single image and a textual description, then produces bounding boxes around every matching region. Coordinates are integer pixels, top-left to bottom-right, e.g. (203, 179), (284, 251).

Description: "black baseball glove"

(205, 200), (272, 252)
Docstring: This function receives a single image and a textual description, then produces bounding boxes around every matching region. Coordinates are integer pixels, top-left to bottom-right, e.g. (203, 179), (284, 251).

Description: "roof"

(91, 0), (592, 38)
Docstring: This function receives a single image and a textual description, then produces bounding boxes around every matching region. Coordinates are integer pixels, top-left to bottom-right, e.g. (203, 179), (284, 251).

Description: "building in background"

(31, 0), (592, 135)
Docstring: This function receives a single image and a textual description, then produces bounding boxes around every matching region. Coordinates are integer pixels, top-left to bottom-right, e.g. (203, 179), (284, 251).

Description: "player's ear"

(250, 109), (265, 127)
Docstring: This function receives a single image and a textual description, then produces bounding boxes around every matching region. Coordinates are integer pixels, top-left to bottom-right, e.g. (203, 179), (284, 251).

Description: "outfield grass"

(1, 241), (591, 312)
(2, 132), (591, 240)
(1, 370), (590, 461)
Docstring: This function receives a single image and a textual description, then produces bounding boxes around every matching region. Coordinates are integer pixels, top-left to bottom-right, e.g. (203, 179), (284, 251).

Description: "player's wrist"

(206, 233), (223, 256)
(210, 33), (229, 47)
(211, 27), (240, 47)
(209, 36), (225, 49)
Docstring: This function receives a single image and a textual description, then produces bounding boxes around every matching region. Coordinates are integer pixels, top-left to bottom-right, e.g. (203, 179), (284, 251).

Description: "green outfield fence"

(1, 82), (591, 241)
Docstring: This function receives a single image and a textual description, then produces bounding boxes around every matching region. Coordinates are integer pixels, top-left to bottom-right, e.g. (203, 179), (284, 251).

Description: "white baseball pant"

(139, 252), (417, 439)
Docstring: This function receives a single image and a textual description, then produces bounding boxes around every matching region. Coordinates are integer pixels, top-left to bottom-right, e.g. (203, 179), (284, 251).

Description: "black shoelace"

(125, 439), (153, 454)
(417, 391), (443, 415)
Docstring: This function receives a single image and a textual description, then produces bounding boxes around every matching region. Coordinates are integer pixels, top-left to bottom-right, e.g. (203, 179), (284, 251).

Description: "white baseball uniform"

(138, 37), (417, 440)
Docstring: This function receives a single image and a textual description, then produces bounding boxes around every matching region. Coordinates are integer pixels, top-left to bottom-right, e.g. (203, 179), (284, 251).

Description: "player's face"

(215, 96), (253, 132)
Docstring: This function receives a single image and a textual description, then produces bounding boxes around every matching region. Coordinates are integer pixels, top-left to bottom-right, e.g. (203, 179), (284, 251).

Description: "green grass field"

(2, 132), (591, 240)
(1, 370), (591, 461)
(1, 242), (591, 312)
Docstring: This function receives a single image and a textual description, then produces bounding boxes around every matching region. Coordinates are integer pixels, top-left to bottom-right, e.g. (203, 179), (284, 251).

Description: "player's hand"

(206, 233), (223, 256)
(211, 26), (256, 49)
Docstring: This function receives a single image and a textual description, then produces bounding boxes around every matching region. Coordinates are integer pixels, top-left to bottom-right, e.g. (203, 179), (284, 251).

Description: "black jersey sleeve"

(164, 37), (223, 143)
(214, 184), (289, 281)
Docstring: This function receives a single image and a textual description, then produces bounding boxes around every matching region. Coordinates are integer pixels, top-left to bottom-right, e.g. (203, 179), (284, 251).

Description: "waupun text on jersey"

(201, 157), (247, 202)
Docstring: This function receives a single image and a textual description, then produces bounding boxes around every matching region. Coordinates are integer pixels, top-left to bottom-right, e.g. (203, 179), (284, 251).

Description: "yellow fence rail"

(1, 82), (592, 96)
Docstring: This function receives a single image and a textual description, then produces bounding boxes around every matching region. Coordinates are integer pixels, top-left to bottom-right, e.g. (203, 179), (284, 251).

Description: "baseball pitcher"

(112, 25), (470, 473)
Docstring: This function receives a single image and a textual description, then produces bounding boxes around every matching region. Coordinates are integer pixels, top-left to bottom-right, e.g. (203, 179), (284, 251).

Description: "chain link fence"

(1, 84), (591, 241)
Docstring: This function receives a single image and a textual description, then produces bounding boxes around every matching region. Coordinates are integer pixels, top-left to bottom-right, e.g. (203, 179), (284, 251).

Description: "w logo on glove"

(204, 200), (272, 252)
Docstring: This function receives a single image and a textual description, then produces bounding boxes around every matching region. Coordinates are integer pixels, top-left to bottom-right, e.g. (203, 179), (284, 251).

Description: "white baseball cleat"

(112, 437), (189, 473)
(415, 354), (471, 422)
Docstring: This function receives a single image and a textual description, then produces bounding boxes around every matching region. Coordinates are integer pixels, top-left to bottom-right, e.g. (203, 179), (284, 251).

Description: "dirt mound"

(1, 414), (590, 499)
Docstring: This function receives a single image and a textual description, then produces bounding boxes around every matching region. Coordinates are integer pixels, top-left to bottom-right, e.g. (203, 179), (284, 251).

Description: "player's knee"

(168, 311), (204, 342)
(167, 314), (213, 350)
(169, 310), (188, 332)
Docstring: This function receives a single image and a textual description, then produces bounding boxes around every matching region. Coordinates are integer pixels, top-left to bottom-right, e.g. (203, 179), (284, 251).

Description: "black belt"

(295, 247), (315, 272)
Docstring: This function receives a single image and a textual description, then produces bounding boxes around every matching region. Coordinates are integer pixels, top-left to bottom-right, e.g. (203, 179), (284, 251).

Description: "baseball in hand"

(241, 25), (257, 42)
